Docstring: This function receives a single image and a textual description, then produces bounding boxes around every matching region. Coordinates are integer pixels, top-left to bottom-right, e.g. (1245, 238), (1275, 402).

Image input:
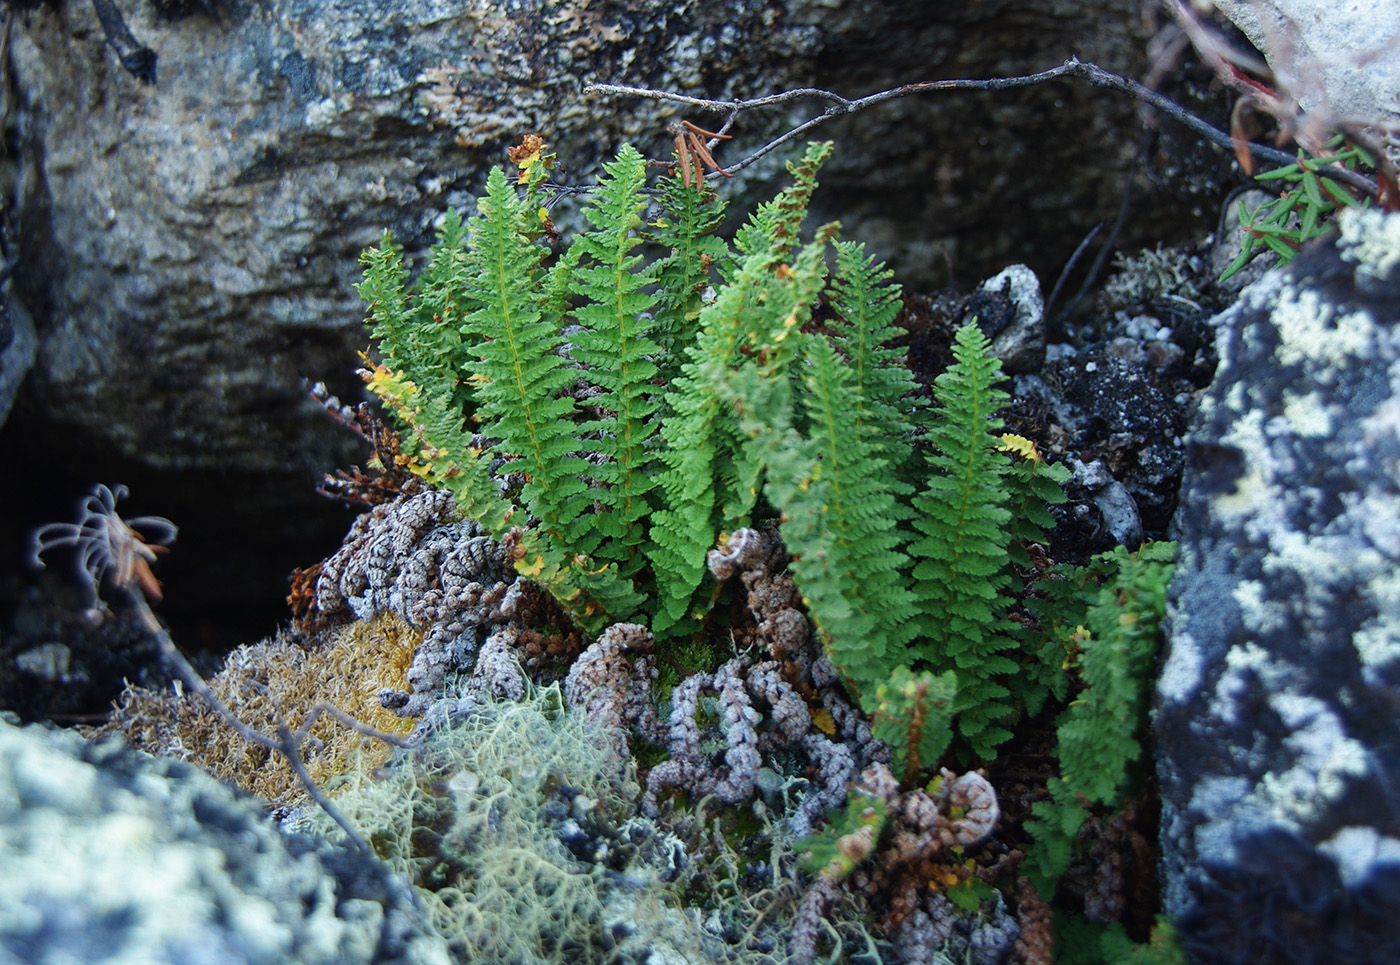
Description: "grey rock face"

(1209, 0), (1400, 137)
(0, 717), (447, 965)
(1157, 209), (1400, 963)
(0, 293), (35, 430)
(7, 0), (1156, 477)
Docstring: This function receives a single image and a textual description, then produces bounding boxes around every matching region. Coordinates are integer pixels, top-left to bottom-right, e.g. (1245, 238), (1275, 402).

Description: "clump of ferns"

(32, 483), (409, 853)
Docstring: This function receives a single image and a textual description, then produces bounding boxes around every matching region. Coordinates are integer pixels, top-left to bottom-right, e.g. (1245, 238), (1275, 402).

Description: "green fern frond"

(1001, 434), (1071, 567)
(827, 241), (918, 479)
(460, 166), (596, 555)
(734, 141), (834, 259)
(361, 364), (510, 533)
(1024, 541), (1176, 893)
(869, 667), (957, 782)
(648, 159), (834, 634)
(724, 330), (917, 708)
(909, 322), (1016, 758)
(1055, 543), (1175, 806)
(358, 231), (413, 367)
(566, 144), (661, 566)
(646, 169), (731, 385)
(508, 528), (646, 636)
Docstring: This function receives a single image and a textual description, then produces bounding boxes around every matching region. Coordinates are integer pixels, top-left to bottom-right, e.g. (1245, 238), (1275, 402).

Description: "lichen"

(1339, 208), (1400, 283)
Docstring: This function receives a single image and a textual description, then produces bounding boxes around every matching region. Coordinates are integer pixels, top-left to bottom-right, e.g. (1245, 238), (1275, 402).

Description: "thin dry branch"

(586, 56), (1380, 198)
(32, 485), (413, 855)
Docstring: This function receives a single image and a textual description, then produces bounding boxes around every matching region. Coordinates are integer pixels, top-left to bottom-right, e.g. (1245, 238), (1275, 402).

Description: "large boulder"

(4, 0), (1175, 476)
(1157, 208), (1400, 963)
(2, 0), (1230, 632)
(1208, 0), (1400, 134)
(0, 716), (446, 965)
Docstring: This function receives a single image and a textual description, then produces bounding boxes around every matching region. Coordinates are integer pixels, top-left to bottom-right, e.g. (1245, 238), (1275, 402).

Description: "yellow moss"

(102, 613), (420, 809)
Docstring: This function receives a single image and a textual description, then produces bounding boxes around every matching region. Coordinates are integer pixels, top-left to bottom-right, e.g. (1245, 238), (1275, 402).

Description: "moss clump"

(100, 612), (418, 807)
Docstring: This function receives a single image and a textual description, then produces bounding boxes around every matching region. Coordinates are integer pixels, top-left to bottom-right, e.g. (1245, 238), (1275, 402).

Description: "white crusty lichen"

(1214, 407), (1279, 519)
(1352, 569), (1400, 684)
(1318, 826), (1400, 889)
(1259, 692), (1372, 825)
(1269, 287), (1376, 370)
(1281, 388), (1335, 438)
(1338, 208), (1400, 283)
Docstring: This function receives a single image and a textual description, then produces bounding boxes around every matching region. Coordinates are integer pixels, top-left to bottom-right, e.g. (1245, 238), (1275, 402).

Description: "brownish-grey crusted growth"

(468, 626), (529, 703)
(563, 622), (660, 767)
(791, 763), (1003, 963)
(890, 892), (1019, 965)
(708, 526), (809, 659)
(315, 489), (517, 717)
(858, 761), (999, 857)
(640, 642), (868, 824)
(790, 876), (843, 965)
(1063, 797), (1154, 926)
(1012, 877), (1054, 965)
(705, 527), (887, 835)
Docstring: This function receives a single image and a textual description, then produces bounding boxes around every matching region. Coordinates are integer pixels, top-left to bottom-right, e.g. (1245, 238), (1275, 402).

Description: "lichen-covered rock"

(0, 718), (447, 965)
(1157, 209), (1400, 963)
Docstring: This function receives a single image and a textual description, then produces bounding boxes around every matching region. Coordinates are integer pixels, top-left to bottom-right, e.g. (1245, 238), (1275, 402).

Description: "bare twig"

(586, 57), (1381, 198)
(32, 484), (412, 855)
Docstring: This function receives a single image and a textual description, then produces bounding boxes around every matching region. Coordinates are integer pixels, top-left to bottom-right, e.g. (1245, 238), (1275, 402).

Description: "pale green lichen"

(304, 685), (795, 965)
(1231, 579), (1284, 636)
(1259, 693), (1371, 825)
(1354, 569), (1400, 676)
(1338, 208), (1400, 282)
(1281, 388), (1334, 438)
(1270, 287), (1376, 369)
(1216, 407), (1277, 518)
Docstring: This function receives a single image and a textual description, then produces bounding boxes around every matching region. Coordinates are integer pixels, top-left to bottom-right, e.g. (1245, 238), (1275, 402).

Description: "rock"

(2, 0), (1219, 626)
(0, 717), (447, 965)
(1157, 209), (1400, 963)
(1208, 0), (1400, 139)
(0, 291), (35, 431)
(1014, 340), (1190, 537)
(6, 0), (1166, 481)
(969, 264), (1045, 374)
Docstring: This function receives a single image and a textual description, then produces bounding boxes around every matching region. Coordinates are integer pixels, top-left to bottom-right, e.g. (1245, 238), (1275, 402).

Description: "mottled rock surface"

(1157, 209), (1400, 963)
(5, 0), (1167, 476)
(0, 717), (447, 965)
(1209, 0), (1400, 137)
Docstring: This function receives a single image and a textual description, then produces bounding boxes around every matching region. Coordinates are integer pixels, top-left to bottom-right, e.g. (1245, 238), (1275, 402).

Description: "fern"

(459, 165), (595, 555)
(827, 241), (919, 482)
(566, 144), (661, 569)
(645, 171), (731, 387)
(648, 142), (836, 635)
(1056, 542), (1175, 804)
(355, 139), (1078, 781)
(360, 363), (510, 533)
(1024, 541), (1177, 890)
(908, 323), (1017, 759)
